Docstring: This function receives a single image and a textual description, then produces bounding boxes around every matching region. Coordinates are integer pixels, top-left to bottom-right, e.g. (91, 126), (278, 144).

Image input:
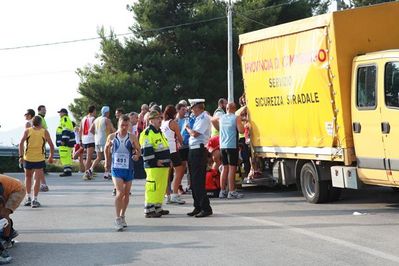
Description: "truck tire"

(300, 163), (329, 203)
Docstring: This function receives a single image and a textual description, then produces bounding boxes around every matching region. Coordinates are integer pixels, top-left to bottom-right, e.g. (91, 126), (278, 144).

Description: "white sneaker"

(114, 217), (124, 231)
(219, 190), (228, 199)
(170, 194), (185, 205)
(120, 216), (127, 228)
(165, 195), (171, 204)
(227, 191), (244, 199)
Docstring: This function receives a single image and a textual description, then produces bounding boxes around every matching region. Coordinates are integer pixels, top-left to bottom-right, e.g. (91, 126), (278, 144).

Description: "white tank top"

(161, 119), (177, 153)
(94, 116), (108, 146)
(81, 115), (95, 144)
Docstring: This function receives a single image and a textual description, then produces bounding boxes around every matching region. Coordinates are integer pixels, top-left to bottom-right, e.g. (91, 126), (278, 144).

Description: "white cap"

(188, 98), (205, 107)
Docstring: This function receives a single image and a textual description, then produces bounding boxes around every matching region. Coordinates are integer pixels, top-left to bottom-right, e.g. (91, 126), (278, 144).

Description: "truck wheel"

(300, 163), (329, 203)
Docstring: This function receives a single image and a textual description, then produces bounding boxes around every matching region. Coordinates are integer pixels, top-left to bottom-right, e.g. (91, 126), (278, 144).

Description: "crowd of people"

(0, 96), (258, 263)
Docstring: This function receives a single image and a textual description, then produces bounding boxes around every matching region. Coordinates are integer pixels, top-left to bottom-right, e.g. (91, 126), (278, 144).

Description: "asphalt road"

(4, 172), (399, 266)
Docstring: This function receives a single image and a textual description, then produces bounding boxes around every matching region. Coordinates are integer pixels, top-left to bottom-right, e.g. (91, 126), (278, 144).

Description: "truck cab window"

(384, 62), (399, 108)
(356, 66), (376, 108)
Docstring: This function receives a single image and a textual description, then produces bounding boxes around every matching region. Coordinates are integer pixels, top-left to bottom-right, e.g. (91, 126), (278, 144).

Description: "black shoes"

(59, 172), (72, 177)
(195, 210), (213, 218)
(186, 209), (201, 217)
(159, 210), (169, 215)
(145, 212), (162, 218)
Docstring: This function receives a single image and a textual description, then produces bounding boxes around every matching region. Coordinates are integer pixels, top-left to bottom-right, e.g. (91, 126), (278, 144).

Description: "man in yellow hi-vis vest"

(139, 110), (171, 218)
(56, 108), (76, 177)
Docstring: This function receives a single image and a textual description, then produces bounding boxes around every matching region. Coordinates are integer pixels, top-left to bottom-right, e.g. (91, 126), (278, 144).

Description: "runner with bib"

(104, 115), (141, 231)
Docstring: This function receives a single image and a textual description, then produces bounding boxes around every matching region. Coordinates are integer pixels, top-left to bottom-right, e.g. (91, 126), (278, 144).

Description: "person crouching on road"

(140, 110), (171, 218)
(104, 115), (141, 231)
(0, 174), (26, 263)
(19, 116), (54, 208)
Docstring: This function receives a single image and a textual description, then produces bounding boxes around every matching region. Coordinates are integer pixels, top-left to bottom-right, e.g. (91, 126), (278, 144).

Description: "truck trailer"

(238, 2), (399, 203)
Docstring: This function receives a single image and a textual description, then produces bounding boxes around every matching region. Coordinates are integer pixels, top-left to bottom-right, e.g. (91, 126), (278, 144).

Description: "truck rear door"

(352, 63), (389, 184)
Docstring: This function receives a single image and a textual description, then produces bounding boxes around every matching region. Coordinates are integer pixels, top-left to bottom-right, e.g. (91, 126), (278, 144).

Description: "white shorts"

(95, 145), (105, 153)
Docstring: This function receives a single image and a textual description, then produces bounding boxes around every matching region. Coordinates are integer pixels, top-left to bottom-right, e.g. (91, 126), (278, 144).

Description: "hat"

(57, 108), (68, 114)
(101, 106), (110, 116)
(188, 98), (205, 107)
(148, 110), (161, 120)
(25, 109), (35, 117)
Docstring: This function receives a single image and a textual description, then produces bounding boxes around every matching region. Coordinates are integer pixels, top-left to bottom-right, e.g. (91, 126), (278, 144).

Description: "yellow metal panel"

(330, 1), (399, 150)
(241, 28), (334, 148)
(239, 1), (399, 161)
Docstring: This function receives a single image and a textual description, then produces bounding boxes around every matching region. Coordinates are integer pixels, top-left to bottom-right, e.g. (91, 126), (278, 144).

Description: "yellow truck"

(238, 2), (399, 203)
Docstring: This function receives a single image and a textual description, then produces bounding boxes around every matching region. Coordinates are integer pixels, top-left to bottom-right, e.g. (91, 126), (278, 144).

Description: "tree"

(70, 0), (329, 119)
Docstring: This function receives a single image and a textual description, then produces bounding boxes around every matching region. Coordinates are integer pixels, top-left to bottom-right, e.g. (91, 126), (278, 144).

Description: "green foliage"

(0, 156), (23, 173)
(70, 0), (329, 118)
(351, 0), (395, 6)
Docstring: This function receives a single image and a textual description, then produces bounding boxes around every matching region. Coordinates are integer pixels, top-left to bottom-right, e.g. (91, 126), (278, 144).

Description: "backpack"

(205, 169), (220, 198)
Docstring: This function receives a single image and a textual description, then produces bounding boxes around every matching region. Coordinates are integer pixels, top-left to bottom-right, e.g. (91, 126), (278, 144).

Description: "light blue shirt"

(189, 111), (211, 147)
(220, 113), (238, 149)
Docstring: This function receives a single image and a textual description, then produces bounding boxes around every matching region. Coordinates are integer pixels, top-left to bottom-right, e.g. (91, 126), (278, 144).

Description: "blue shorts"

(112, 168), (134, 182)
(24, 160), (46, 170)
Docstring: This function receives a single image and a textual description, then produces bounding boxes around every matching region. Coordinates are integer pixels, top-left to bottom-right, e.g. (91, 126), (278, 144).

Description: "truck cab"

(351, 50), (399, 187)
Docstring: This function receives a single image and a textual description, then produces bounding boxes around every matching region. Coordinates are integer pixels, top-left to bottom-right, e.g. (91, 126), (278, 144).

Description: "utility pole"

(227, 0), (234, 103)
(336, 0), (344, 11)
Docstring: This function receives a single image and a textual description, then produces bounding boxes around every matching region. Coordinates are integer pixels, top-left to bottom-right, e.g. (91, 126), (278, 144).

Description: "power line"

(235, 2), (295, 15)
(235, 13), (268, 27)
(0, 16), (226, 51)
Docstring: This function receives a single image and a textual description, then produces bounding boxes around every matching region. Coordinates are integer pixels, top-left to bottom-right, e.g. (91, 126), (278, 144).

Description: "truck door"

(352, 63), (389, 183)
(380, 61), (399, 185)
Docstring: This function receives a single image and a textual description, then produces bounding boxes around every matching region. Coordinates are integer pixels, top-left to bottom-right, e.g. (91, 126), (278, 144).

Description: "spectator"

(24, 109), (35, 129)
(72, 121), (85, 173)
(37, 105), (49, 192)
(176, 103), (193, 193)
(19, 116), (54, 207)
(211, 98), (227, 137)
(90, 106), (115, 180)
(138, 104), (149, 134)
(212, 103), (244, 199)
(80, 105), (96, 180)
(161, 105), (185, 204)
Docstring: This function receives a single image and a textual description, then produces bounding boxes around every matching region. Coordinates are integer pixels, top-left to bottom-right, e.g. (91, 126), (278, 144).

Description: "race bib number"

(113, 153), (129, 169)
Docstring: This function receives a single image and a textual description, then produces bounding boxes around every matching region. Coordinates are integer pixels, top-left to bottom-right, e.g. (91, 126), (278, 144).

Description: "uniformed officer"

(56, 108), (76, 177)
(139, 110), (171, 218)
(185, 99), (213, 217)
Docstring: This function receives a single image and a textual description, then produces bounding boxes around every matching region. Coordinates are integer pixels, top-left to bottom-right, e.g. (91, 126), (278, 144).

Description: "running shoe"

(227, 191), (244, 199)
(218, 190), (228, 199)
(0, 250), (12, 264)
(170, 194), (185, 205)
(23, 197), (31, 207)
(31, 200), (41, 208)
(112, 188), (116, 196)
(120, 216), (127, 228)
(40, 184), (49, 192)
(165, 195), (171, 204)
(114, 217), (124, 231)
